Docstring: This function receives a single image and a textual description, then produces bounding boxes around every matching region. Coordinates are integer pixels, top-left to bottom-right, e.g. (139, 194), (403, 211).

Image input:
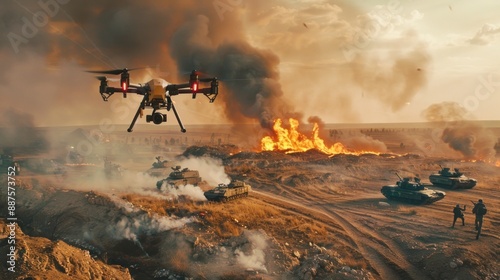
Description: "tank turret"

(146, 156), (174, 177)
(381, 173), (446, 204)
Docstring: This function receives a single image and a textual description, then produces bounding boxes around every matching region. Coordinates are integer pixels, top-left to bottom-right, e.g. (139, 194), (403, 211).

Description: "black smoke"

(170, 17), (301, 128)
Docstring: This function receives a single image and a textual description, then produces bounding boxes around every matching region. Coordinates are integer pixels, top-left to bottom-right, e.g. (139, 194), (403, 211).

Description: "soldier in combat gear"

(452, 204), (466, 228)
(472, 199), (487, 240)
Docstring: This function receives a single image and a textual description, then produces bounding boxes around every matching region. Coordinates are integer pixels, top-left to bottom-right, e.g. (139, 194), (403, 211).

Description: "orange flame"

(261, 118), (379, 156)
(460, 158), (500, 167)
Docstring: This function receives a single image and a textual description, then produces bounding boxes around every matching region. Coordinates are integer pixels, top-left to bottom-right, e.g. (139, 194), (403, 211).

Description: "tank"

(147, 156), (174, 177)
(104, 159), (123, 178)
(204, 180), (251, 202)
(156, 165), (202, 190)
(381, 173), (446, 205)
(429, 166), (477, 189)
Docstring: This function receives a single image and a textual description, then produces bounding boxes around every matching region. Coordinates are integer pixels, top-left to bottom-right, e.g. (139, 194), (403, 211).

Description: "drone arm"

(177, 89), (195, 94)
(100, 87), (145, 101)
(165, 83), (190, 96)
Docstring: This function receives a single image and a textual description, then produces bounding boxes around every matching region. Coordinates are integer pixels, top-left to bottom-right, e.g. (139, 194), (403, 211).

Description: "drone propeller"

(181, 69), (252, 82)
(86, 67), (144, 75)
(95, 76), (119, 82)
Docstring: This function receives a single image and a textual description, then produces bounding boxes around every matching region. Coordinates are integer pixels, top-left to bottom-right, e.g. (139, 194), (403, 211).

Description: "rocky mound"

(181, 144), (240, 159)
(0, 219), (132, 280)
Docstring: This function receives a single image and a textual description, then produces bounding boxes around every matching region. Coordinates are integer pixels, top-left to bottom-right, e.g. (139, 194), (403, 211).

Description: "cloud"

(467, 24), (500, 45)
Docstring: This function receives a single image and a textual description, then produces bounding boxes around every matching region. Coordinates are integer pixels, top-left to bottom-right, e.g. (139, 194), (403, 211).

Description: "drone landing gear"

(127, 95), (147, 133)
(167, 95), (186, 133)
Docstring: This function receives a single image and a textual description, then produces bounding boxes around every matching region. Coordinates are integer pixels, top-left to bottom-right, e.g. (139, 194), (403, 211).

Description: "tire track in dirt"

(252, 190), (428, 280)
(248, 192), (356, 249)
(317, 206), (428, 280)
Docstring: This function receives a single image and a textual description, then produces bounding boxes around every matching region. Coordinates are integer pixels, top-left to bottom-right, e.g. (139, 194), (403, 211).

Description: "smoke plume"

(159, 183), (206, 201)
(177, 156), (230, 186)
(349, 44), (431, 112)
(109, 214), (195, 242)
(235, 230), (269, 273)
(342, 133), (388, 153)
(0, 108), (49, 153)
(422, 102), (496, 160)
(169, 15), (301, 128)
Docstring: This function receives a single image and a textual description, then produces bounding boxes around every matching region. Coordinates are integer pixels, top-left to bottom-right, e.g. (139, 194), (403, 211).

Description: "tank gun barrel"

(395, 172), (403, 181)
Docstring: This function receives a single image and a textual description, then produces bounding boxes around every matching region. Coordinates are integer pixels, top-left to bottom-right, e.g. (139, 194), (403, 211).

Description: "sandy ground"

(1, 124), (499, 280)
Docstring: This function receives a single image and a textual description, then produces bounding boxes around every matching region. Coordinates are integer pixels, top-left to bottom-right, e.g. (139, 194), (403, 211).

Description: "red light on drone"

(122, 81), (128, 91)
(191, 82), (198, 92)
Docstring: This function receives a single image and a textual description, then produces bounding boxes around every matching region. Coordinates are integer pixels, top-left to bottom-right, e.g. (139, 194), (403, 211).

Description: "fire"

(460, 158), (500, 167)
(261, 118), (379, 156)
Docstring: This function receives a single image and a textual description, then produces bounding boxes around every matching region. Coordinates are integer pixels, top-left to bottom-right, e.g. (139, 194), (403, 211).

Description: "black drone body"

(87, 68), (219, 133)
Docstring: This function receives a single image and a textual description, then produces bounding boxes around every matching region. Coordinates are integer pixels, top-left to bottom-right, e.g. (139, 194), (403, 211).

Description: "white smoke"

(235, 231), (269, 273)
(62, 167), (170, 199)
(59, 156), (231, 201)
(108, 206), (196, 241)
(178, 156), (231, 186)
(159, 183), (207, 201)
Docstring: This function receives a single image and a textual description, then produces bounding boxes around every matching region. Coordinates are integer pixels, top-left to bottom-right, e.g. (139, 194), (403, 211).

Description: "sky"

(0, 0), (499, 128)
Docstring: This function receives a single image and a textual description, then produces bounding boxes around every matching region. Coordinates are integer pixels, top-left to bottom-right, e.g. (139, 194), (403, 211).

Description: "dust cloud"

(422, 102), (497, 160)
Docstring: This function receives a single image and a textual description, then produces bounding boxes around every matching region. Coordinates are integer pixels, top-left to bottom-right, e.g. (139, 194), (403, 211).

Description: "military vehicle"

(104, 159), (123, 178)
(381, 173), (446, 204)
(204, 180), (251, 202)
(147, 156), (174, 177)
(429, 166), (476, 189)
(156, 165), (202, 190)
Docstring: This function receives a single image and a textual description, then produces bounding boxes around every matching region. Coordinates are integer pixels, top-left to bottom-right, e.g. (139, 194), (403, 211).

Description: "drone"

(87, 68), (219, 133)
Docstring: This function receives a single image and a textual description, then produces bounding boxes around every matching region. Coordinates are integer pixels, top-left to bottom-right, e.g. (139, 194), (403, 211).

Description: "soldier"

(452, 204), (466, 228)
(472, 199), (487, 240)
